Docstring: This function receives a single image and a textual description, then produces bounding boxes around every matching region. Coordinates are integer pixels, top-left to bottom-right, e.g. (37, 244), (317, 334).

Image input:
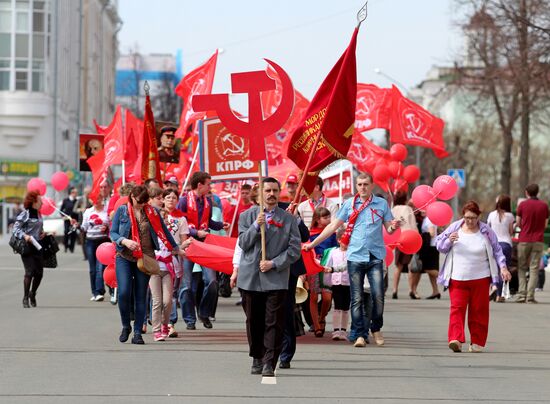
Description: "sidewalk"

(0, 244), (549, 403)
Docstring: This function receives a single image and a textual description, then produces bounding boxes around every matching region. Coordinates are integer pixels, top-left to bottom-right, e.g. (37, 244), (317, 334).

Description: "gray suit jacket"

(237, 205), (301, 292)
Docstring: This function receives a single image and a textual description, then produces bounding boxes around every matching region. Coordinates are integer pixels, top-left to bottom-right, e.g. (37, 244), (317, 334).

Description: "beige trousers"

(517, 242), (544, 300)
(149, 270), (173, 332)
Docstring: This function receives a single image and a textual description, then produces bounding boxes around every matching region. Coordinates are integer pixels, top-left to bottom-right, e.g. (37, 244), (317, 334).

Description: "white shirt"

(297, 195), (338, 229)
(392, 205), (417, 231)
(326, 248), (349, 286)
(421, 217), (437, 247)
(451, 229), (491, 281)
(81, 207), (110, 240)
(487, 211), (514, 246)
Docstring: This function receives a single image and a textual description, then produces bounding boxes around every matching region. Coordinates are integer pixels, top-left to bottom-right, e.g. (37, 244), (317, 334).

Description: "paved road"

(0, 245), (549, 403)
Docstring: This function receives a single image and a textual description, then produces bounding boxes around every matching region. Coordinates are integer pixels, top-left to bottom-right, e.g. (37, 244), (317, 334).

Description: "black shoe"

(392, 292), (398, 300)
(426, 293), (441, 300)
(262, 363), (275, 377)
(22, 297), (30, 308)
(131, 334), (144, 345)
(279, 361), (290, 369)
(200, 317), (213, 329)
(186, 323), (196, 330)
(119, 327), (131, 343)
(409, 292), (419, 300)
(251, 358), (263, 375)
(29, 292), (37, 307)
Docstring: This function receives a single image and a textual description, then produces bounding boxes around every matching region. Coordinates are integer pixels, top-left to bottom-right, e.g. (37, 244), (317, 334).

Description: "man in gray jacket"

(236, 177), (301, 377)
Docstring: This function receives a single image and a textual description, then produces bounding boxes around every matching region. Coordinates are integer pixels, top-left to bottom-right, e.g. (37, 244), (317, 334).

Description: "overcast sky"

(118, 0), (462, 112)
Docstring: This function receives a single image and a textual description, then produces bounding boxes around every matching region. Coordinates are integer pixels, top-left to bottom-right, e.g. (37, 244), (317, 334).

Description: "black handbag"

(43, 252), (58, 268)
(40, 235), (59, 268)
(9, 234), (31, 255)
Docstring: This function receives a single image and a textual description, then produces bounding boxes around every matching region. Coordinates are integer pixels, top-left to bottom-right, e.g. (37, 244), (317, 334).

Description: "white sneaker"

(90, 296), (96, 301)
(469, 344), (484, 353)
(372, 331), (385, 346)
(331, 331), (341, 341)
(354, 336), (367, 348)
(94, 295), (104, 302)
(339, 330), (348, 340)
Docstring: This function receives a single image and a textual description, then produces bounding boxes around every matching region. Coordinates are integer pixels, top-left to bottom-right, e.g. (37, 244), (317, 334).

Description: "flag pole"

(258, 162), (266, 261)
(228, 180), (244, 237)
(121, 106), (126, 185)
(180, 142), (200, 197)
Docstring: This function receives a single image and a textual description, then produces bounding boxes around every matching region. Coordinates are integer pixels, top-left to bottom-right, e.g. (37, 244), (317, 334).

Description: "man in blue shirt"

(304, 173), (400, 348)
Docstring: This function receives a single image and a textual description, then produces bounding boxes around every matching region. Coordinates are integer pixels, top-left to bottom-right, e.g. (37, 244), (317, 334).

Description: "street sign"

(447, 168), (466, 188)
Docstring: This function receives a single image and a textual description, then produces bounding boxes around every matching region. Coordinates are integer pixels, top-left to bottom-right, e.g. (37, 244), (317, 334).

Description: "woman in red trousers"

(435, 201), (511, 353)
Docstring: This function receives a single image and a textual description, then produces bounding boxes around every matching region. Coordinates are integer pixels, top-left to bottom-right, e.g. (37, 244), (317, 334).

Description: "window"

(32, 33), (43, 57)
(15, 33), (28, 57)
(15, 70), (27, 90)
(32, 11), (43, 31)
(0, 33), (9, 57)
(0, 70), (9, 90)
(16, 11), (28, 31)
(0, 10), (11, 31)
(16, 1), (29, 10)
(31, 70), (42, 91)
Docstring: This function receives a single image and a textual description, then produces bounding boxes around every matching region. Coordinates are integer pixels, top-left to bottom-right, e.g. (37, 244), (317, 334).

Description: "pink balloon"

(403, 165), (420, 183)
(426, 201), (454, 226)
(385, 247), (394, 266)
(40, 197), (56, 216)
(51, 171), (70, 191)
(411, 185), (436, 209)
(390, 144), (408, 161)
(27, 178), (47, 195)
(373, 164), (391, 183)
(388, 161), (403, 179)
(432, 175), (459, 200)
(96, 242), (116, 266)
(397, 230), (423, 254)
(383, 226), (401, 246)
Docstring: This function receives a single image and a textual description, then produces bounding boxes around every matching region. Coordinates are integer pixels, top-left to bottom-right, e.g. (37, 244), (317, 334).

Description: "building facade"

(0, 0), (120, 204)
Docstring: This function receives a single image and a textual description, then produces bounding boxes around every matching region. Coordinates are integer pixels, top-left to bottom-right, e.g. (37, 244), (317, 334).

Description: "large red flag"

(124, 109), (143, 184)
(355, 84), (391, 132)
(389, 86), (448, 158)
(95, 105), (124, 168)
(87, 149), (110, 204)
(174, 50), (218, 141)
(285, 28), (358, 192)
(141, 93), (163, 183)
(347, 131), (389, 173)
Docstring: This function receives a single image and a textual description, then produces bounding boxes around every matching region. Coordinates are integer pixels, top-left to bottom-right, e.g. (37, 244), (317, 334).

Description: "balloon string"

(411, 190), (441, 214)
(44, 198), (72, 219)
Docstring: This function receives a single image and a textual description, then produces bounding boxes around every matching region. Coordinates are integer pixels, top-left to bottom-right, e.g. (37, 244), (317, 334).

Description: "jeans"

(178, 259), (218, 325)
(496, 242), (512, 297)
(85, 239), (106, 297)
(348, 257), (385, 341)
(115, 256), (150, 334)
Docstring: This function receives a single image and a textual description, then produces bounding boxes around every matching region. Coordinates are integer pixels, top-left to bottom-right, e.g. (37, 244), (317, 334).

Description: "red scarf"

(309, 226), (324, 236)
(156, 255), (176, 281)
(128, 203), (171, 259)
(186, 190), (211, 230)
(340, 194), (373, 247)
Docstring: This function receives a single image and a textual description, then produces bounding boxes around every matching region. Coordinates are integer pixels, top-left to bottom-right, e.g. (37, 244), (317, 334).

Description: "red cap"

(286, 174), (298, 184)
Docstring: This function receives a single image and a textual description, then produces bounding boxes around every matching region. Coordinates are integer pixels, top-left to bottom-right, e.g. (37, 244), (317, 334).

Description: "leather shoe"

(426, 293), (441, 300)
(131, 334), (145, 345)
(251, 358), (263, 375)
(200, 317), (213, 329)
(262, 363), (275, 377)
(22, 297), (30, 308)
(119, 327), (131, 343)
(186, 323), (196, 330)
(279, 361), (290, 369)
(28, 292), (37, 307)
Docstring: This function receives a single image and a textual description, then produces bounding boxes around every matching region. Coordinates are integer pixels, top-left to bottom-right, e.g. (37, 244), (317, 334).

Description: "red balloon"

(426, 201), (454, 226)
(96, 242), (116, 266)
(388, 161), (404, 179)
(27, 178), (47, 195)
(397, 230), (423, 254)
(362, 159), (376, 174)
(390, 144), (408, 161)
(392, 178), (409, 193)
(51, 171), (70, 191)
(373, 164), (391, 183)
(432, 175), (459, 200)
(403, 165), (421, 183)
(103, 263), (117, 288)
(383, 226), (401, 246)
(40, 197), (56, 216)
(113, 196), (129, 212)
(411, 185), (436, 209)
(385, 247), (394, 266)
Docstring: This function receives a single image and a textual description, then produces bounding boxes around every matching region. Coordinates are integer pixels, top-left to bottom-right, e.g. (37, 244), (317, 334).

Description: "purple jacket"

(435, 220), (507, 286)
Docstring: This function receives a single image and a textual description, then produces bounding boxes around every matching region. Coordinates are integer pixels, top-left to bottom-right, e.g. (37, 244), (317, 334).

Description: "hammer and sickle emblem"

(192, 59), (294, 161)
(221, 133), (245, 156)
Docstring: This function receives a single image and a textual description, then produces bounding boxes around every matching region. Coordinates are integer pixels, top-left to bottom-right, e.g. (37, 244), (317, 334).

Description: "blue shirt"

(336, 195), (393, 263)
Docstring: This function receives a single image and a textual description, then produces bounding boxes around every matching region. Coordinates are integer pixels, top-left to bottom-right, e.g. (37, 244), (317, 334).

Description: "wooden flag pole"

(258, 163), (266, 261)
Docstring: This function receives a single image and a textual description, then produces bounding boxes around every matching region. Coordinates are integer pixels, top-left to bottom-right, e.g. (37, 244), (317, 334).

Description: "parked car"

(43, 210), (65, 243)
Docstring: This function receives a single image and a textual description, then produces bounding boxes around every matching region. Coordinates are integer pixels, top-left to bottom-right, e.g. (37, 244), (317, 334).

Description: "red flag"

(347, 131), (390, 172)
(389, 86), (448, 158)
(124, 109), (143, 183)
(175, 50), (218, 141)
(96, 106), (124, 167)
(285, 28), (359, 192)
(87, 149), (107, 204)
(141, 93), (163, 183)
(355, 84), (391, 132)
(185, 240), (234, 275)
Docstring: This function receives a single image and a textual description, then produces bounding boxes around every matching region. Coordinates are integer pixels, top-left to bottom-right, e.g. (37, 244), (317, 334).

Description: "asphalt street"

(0, 245), (549, 404)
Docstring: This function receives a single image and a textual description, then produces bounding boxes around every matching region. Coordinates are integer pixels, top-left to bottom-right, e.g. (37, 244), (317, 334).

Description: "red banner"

(347, 131), (390, 173)
(355, 83), (391, 132)
(124, 109), (143, 183)
(200, 118), (265, 181)
(141, 94), (163, 183)
(322, 170), (353, 198)
(389, 86), (448, 158)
